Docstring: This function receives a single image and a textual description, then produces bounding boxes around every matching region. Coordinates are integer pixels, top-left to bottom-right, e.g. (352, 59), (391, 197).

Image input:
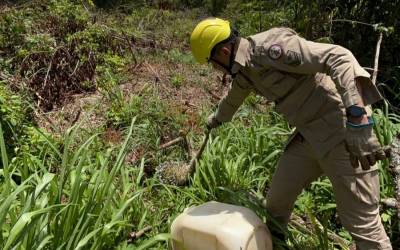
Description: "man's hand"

(207, 113), (222, 130)
(345, 117), (389, 170)
(344, 78), (389, 169)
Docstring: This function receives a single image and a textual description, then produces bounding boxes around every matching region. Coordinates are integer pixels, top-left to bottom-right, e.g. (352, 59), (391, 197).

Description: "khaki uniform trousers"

(266, 134), (392, 250)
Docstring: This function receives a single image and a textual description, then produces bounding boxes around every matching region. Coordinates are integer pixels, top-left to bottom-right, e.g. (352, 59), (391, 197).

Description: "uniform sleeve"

(251, 28), (382, 108)
(214, 77), (252, 122)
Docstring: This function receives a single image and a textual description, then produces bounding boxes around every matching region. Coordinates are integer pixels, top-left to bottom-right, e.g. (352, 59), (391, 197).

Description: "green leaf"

(0, 177), (33, 230)
(75, 228), (102, 250)
(4, 205), (63, 250)
(0, 121), (9, 175)
(101, 191), (143, 237)
(135, 233), (171, 250)
(36, 235), (54, 250)
(317, 203), (336, 212)
(35, 173), (56, 199)
(381, 213), (391, 223)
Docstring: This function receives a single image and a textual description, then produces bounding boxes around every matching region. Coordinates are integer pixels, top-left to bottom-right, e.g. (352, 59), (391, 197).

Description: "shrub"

(0, 82), (32, 165)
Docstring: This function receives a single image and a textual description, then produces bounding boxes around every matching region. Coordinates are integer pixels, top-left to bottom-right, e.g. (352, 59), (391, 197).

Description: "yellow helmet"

(190, 18), (231, 64)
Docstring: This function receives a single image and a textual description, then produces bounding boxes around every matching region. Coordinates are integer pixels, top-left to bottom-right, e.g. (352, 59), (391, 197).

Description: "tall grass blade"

(134, 233), (171, 250)
(0, 177), (33, 229)
(4, 205), (64, 250)
(75, 228), (102, 250)
(0, 121), (9, 178)
(36, 235), (54, 250)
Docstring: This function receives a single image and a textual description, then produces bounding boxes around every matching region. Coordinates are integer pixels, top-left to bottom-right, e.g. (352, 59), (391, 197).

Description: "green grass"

(1, 105), (399, 249)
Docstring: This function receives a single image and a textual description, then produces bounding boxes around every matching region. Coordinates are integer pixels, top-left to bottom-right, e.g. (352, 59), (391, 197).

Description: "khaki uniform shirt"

(214, 27), (383, 158)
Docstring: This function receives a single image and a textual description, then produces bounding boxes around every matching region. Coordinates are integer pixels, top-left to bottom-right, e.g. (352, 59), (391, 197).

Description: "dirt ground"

(34, 60), (228, 138)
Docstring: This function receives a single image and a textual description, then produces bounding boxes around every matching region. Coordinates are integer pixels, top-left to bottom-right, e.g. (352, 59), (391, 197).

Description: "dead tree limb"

(372, 32), (383, 85)
(128, 226), (152, 243)
(159, 137), (185, 150)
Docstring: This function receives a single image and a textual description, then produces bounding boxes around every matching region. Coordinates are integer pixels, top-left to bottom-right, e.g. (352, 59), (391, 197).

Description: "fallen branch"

(159, 136), (185, 150)
(127, 226), (152, 243)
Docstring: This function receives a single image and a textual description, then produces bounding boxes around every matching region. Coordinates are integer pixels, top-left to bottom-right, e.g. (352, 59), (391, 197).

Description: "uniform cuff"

(341, 84), (362, 108)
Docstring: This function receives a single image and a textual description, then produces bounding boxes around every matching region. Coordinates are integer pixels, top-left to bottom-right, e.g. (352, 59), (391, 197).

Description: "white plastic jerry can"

(171, 201), (273, 250)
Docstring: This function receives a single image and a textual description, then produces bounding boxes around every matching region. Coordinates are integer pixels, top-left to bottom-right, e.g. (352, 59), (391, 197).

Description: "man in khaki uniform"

(190, 18), (392, 249)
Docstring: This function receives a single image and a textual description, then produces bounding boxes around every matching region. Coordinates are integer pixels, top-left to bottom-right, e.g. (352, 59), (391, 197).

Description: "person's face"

(209, 45), (231, 74)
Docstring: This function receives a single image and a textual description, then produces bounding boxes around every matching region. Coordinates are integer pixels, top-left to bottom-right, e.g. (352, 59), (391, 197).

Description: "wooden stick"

(372, 32), (383, 85)
(159, 136), (185, 150)
(128, 226), (152, 242)
(185, 128), (211, 180)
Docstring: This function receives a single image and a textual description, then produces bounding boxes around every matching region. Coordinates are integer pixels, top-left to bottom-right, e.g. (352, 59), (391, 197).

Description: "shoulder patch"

(268, 44), (282, 60)
(284, 50), (302, 66)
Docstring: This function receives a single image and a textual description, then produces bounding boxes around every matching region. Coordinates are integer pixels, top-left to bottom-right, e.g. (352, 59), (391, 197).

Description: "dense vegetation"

(0, 0), (399, 249)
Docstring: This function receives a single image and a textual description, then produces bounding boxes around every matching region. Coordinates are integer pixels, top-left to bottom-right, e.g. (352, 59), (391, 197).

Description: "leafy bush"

(0, 83), (32, 165)
(0, 10), (27, 57)
(0, 119), (149, 249)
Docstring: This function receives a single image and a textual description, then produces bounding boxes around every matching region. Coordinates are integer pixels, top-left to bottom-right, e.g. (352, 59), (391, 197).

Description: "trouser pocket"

(338, 171), (379, 206)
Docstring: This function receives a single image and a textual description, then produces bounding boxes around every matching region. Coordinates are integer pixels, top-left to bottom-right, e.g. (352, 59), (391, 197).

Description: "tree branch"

(372, 32), (383, 85)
